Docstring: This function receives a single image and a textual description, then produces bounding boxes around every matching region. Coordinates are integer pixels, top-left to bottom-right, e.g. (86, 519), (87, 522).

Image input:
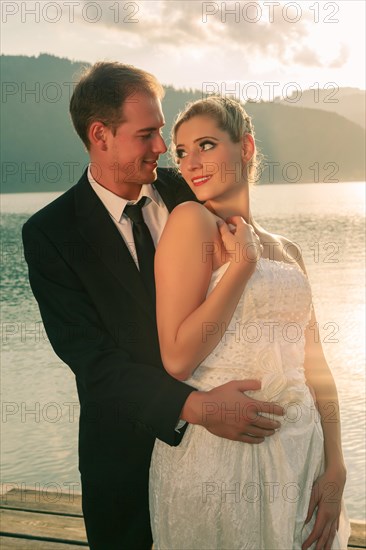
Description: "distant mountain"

(1, 54), (365, 192)
(244, 101), (365, 185)
(1, 54), (89, 193)
(275, 87), (365, 129)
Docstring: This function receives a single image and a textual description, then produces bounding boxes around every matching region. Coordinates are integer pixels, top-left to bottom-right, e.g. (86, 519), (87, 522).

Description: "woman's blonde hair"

(172, 96), (261, 183)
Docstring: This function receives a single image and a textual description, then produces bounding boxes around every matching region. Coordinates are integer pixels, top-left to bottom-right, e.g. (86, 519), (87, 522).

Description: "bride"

(149, 96), (350, 549)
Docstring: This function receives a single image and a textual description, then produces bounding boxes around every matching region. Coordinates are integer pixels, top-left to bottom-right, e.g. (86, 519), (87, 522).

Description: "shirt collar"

(87, 164), (162, 223)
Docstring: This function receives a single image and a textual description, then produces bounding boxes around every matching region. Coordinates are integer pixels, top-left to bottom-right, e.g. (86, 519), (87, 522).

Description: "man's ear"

(89, 122), (108, 151)
(241, 133), (255, 164)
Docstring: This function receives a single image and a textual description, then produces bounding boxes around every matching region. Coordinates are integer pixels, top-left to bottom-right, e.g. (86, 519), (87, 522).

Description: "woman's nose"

(187, 151), (203, 171)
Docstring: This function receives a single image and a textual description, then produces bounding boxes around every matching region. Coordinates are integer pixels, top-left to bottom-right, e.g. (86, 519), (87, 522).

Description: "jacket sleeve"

(22, 218), (196, 446)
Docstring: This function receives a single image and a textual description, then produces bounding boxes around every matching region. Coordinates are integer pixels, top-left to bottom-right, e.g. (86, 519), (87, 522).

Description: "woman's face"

(175, 115), (246, 203)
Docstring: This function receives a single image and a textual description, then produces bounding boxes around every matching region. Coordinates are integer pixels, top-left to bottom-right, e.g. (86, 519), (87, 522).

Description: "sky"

(1, 0), (365, 99)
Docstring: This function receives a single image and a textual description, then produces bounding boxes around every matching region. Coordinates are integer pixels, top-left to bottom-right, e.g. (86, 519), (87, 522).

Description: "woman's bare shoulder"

(171, 200), (213, 218)
(165, 201), (218, 234)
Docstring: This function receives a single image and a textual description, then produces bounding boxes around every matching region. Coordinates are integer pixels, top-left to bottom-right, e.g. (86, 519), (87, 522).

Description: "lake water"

(1, 182), (365, 520)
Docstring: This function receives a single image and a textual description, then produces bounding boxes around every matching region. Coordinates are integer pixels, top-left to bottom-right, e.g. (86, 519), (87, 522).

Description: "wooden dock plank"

(0, 489), (364, 549)
(0, 509), (87, 544)
(0, 536), (87, 549)
(349, 520), (366, 548)
(1, 489), (82, 515)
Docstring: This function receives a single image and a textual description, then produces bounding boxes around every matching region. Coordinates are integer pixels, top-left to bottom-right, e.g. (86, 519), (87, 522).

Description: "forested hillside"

(1, 54), (364, 192)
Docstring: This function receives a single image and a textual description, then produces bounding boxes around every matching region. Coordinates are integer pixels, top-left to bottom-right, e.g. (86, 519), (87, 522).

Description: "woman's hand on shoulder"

(217, 216), (262, 277)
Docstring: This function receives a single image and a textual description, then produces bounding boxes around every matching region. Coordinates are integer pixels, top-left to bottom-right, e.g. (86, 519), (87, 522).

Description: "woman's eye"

(176, 149), (187, 159)
(200, 141), (215, 151)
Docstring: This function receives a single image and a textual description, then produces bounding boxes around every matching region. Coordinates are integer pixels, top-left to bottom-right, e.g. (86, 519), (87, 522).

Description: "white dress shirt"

(88, 165), (169, 269)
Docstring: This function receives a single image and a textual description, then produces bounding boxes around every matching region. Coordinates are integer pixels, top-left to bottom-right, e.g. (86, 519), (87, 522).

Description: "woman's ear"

(241, 133), (255, 164)
(88, 121), (108, 151)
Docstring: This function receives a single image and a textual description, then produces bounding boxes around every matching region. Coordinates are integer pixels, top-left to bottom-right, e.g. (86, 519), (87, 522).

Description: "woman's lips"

(192, 175), (212, 186)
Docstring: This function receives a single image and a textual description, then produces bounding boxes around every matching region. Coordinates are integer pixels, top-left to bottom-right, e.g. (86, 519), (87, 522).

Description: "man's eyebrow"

(176, 136), (219, 148)
(137, 125), (165, 133)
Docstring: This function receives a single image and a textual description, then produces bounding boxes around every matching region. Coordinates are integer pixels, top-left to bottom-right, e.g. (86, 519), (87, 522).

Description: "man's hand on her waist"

(180, 379), (284, 444)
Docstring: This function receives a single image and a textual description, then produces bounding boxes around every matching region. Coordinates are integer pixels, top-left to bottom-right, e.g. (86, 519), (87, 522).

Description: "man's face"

(104, 92), (167, 198)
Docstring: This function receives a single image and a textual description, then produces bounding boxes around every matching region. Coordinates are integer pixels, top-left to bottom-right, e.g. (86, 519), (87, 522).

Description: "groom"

(22, 62), (284, 549)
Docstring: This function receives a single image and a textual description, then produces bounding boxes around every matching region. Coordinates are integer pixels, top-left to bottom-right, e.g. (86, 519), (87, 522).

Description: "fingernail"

(216, 220), (224, 226)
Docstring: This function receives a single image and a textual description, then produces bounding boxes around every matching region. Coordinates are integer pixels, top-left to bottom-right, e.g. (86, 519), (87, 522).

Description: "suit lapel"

(74, 172), (155, 322)
(154, 180), (177, 213)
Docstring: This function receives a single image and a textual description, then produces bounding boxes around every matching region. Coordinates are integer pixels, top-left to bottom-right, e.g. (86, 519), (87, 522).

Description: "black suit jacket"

(22, 168), (197, 486)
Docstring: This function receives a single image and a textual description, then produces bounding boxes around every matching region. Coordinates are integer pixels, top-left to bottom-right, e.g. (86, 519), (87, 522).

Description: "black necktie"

(124, 197), (156, 301)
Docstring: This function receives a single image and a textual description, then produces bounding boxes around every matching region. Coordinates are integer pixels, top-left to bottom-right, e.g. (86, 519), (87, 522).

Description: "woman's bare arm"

(155, 201), (257, 380)
(285, 240), (346, 550)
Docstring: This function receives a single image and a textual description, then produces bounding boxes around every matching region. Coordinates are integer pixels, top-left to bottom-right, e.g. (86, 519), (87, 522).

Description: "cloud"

(329, 43), (349, 68)
(293, 46), (322, 67)
(74, 0), (322, 66)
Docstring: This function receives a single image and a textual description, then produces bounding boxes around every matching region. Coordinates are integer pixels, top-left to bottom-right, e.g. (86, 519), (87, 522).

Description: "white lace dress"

(149, 257), (350, 549)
